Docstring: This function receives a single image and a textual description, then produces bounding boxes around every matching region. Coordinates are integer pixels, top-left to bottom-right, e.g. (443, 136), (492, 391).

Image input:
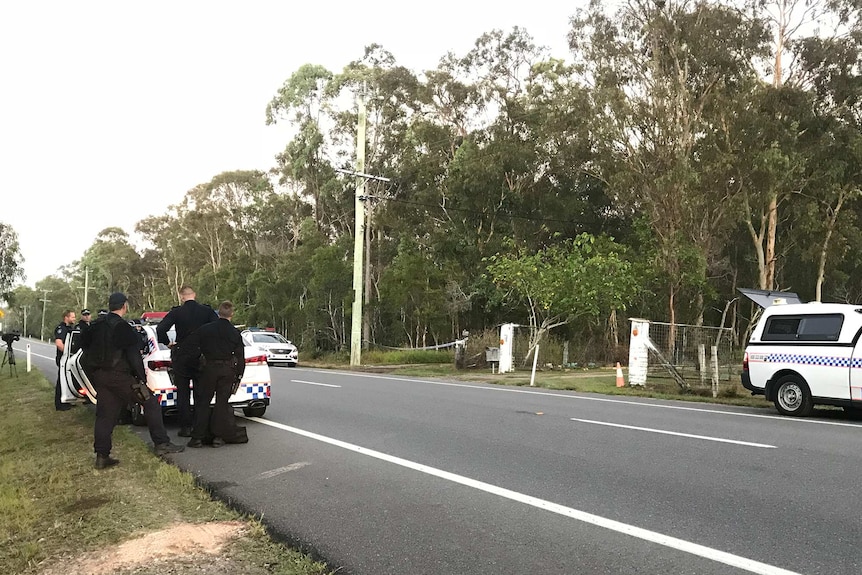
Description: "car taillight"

(742, 352), (749, 371)
(245, 354), (267, 365)
(148, 360), (172, 371)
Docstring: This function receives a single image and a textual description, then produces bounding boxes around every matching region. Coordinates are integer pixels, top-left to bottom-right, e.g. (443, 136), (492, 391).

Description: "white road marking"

(291, 379), (341, 388)
(12, 345), (54, 361)
(318, 370), (862, 428)
(255, 462), (311, 480)
(243, 416), (801, 575)
(570, 418), (777, 448)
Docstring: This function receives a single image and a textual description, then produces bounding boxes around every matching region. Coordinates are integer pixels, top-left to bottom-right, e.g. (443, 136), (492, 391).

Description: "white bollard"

(27, 343), (31, 372)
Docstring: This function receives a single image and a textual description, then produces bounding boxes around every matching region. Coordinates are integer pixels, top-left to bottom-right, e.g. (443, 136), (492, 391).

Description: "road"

(16, 337), (862, 574)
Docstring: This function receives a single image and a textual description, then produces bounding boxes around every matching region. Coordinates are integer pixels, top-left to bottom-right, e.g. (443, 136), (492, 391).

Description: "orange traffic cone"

(615, 362), (625, 387)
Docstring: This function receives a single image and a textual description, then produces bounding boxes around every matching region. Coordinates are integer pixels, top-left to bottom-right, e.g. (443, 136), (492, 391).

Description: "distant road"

(18, 338), (862, 574)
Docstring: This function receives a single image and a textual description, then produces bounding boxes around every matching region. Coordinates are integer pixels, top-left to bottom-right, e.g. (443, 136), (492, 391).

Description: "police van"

(741, 290), (862, 417)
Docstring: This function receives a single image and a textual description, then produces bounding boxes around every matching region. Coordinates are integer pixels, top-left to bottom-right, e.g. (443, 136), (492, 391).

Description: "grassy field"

(0, 367), (331, 575)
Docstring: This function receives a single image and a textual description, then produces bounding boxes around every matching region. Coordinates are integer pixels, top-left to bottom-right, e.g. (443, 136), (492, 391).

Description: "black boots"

(94, 454), (119, 469)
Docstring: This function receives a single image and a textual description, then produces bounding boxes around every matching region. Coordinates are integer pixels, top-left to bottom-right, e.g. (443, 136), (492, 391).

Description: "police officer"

(76, 309), (92, 331)
(81, 292), (185, 469)
(156, 285), (216, 437)
(53, 309), (76, 411)
(185, 300), (247, 448)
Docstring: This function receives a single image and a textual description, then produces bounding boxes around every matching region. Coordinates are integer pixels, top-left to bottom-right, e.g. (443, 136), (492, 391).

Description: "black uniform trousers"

(170, 345), (197, 429)
(91, 369), (170, 456)
(191, 361), (240, 442)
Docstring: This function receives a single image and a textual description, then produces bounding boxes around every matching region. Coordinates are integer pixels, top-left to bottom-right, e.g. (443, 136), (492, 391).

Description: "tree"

(0, 221), (25, 300)
(485, 234), (638, 359)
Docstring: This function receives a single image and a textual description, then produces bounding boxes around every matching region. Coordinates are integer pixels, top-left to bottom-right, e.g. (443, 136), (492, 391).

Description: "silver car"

(241, 329), (298, 367)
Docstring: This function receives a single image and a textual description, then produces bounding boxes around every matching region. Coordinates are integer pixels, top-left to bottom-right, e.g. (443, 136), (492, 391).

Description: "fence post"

(698, 344), (706, 387)
(530, 344), (539, 387)
(711, 345), (719, 398)
(563, 341), (569, 367)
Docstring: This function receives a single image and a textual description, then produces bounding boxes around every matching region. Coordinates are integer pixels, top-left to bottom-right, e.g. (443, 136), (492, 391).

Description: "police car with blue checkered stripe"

(741, 291), (862, 417)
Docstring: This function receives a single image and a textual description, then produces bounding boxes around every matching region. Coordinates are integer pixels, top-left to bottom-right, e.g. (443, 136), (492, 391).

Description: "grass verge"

(0, 368), (331, 575)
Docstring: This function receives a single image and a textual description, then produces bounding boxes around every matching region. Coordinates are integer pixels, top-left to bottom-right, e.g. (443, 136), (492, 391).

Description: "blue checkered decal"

(761, 354), (862, 368)
(242, 384), (269, 399)
(158, 390), (177, 406)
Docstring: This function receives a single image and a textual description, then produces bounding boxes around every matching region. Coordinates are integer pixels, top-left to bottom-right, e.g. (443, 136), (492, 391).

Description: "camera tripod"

(2, 344), (17, 377)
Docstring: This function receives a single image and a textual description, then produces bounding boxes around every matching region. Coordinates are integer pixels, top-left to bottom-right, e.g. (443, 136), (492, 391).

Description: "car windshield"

(252, 333), (288, 344)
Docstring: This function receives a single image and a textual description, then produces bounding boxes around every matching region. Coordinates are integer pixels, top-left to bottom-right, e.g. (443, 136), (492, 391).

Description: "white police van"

(740, 289), (862, 417)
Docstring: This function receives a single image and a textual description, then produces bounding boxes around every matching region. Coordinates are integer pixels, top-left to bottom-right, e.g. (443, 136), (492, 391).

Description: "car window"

(252, 333), (288, 344)
(762, 314), (844, 342)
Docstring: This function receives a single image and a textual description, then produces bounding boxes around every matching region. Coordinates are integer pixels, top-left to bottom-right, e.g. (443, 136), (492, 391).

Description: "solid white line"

(320, 370), (862, 428)
(244, 416), (800, 575)
(12, 345), (54, 361)
(291, 379), (341, 388)
(570, 418), (777, 449)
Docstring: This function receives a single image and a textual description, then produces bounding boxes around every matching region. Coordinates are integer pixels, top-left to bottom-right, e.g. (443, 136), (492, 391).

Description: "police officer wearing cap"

(76, 309), (92, 331)
(156, 285), (216, 437)
(185, 300), (247, 448)
(82, 292), (185, 469)
(53, 309), (76, 411)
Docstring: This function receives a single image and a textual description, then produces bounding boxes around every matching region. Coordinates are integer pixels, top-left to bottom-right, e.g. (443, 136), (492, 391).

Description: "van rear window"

(762, 314), (844, 341)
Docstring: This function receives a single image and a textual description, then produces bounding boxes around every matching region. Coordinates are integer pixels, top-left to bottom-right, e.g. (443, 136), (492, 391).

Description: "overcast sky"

(1, 0), (584, 287)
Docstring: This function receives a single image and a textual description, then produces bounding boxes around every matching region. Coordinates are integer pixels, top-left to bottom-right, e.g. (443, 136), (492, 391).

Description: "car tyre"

(130, 403), (147, 426)
(288, 362), (297, 368)
(773, 375), (813, 417)
(243, 406), (266, 418)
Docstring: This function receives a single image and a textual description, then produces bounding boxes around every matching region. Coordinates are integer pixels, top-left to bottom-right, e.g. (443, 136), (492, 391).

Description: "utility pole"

(22, 305), (29, 337)
(350, 85), (368, 367)
(77, 266), (96, 309)
(39, 290), (52, 342)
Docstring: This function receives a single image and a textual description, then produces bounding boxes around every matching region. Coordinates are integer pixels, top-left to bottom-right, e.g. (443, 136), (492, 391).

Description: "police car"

(57, 318), (272, 421)
(241, 328), (298, 367)
(740, 289), (862, 417)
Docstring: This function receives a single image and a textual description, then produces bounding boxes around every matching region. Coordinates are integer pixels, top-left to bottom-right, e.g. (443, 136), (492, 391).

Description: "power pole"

(22, 305), (29, 337)
(77, 266), (96, 309)
(39, 290), (52, 341)
(350, 85), (368, 367)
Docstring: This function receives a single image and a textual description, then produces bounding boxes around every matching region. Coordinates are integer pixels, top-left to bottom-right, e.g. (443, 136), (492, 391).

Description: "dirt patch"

(41, 521), (246, 575)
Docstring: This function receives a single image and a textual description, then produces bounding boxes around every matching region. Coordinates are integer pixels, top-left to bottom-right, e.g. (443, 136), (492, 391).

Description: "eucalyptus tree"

(569, 0), (771, 328)
(78, 227), (143, 306)
(267, 63), (339, 233)
(0, 221), (25, 301)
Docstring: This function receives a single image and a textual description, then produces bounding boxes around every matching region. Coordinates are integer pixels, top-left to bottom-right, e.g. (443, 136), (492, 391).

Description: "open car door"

(59, 329), (97, 405)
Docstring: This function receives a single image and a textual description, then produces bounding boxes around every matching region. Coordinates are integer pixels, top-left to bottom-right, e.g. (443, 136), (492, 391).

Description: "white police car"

(740, 290), (862, 417)
(241, 328), (298, 367)
(57, 320), (272, 421)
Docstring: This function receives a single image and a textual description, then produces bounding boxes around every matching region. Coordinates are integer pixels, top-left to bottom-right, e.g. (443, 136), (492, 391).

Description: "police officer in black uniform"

(185, 300), (247, 448)
(76, 308), (92, 331)
(82, 292), (184, 469)
(54, 309), (76, 411)
(156, 285), (216, 437)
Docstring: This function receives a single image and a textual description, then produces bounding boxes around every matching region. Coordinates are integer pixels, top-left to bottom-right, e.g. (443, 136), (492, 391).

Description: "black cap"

(108, 292), (128, 308)
(81, 309), (91, 316)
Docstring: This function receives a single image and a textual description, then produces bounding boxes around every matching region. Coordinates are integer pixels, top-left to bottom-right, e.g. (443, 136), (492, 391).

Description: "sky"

(1, 0), (584, 288)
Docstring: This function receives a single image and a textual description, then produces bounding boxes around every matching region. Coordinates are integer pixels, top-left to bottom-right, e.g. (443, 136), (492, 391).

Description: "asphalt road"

(15, 338), (862, 575)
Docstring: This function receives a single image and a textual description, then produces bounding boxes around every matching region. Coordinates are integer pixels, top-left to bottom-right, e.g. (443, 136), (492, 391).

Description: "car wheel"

(773, 375), (813, 417)
(130, 403), (147, 426)
(243, 406), (266, 418)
